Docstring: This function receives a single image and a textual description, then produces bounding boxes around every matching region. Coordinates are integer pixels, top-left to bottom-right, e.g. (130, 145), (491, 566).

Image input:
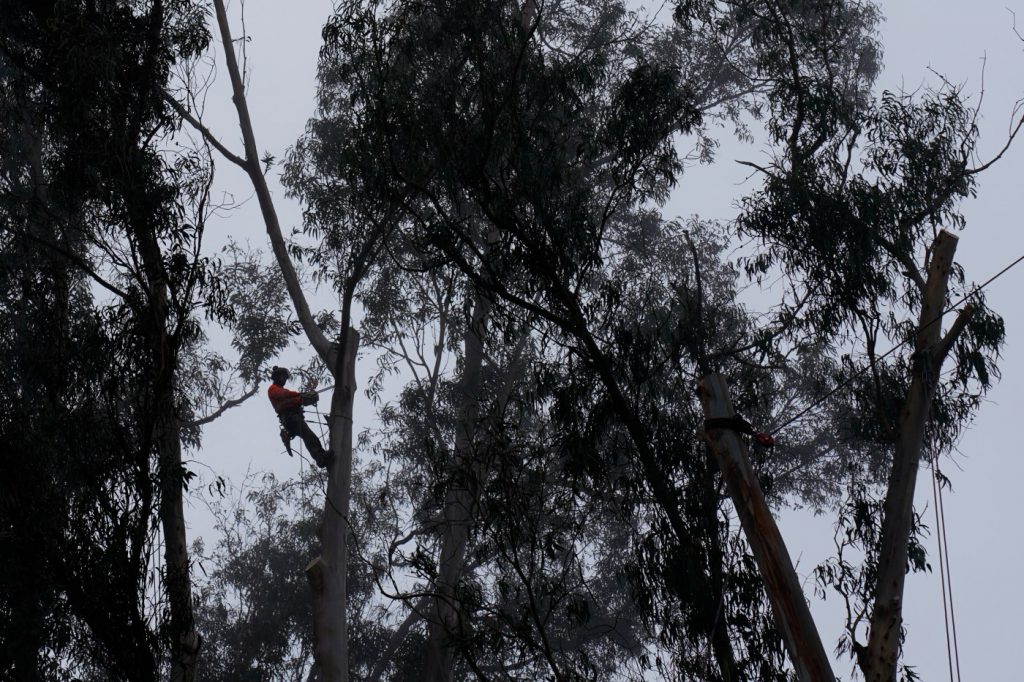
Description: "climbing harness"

(277, 409), (304, 457)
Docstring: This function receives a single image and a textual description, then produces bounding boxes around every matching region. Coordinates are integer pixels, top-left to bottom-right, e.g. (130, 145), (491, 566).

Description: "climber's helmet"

(270, 366), (290, 385)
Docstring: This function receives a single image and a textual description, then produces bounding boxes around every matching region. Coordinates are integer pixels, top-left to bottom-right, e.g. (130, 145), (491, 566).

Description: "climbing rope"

(930, 462), (954, 682)
(931, 461), (962, 682)
(311, 400), (329, 444)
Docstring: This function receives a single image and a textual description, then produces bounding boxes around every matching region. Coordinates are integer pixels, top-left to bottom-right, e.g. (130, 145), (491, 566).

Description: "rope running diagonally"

(769, 252), (1024, 436)
(305, 254), (1024, 436)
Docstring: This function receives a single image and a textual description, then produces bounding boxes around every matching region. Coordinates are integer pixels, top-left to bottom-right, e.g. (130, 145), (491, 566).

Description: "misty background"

(186, 1), (1024, 679)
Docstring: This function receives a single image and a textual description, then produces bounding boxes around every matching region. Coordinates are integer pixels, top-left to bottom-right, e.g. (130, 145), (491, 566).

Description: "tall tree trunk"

(156, 385), (201, 682)
(424, 291), (491, 682)
(699, 374), (834, 681)
(202, 3), (353, 677)
(134, 216), (199, 682)
(861, 230), (973, 682)
(209, 0), (333, 364)
(307, 329), (359, 682)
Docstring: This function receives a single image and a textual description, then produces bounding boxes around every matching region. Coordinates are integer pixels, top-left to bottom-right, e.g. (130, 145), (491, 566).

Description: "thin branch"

(875, 233), (926, 292)
(184, 384), (258, 429)
(933, 302), (975, 364)
(735, 158), (779, 179)
(12, 227), (133, 304)
(211, 0), (334, 365)
(965, 100), (1024, 175)
(163, 91), (247, 169)
(366, 596), (430, 682)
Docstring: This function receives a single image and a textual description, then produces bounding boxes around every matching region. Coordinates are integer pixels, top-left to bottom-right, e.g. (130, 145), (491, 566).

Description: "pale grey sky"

(191, 2), (1024, 679)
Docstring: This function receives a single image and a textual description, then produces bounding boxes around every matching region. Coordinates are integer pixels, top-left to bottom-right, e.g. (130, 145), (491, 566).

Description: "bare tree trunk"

(861, 231), (973, 682)
(307, 329), (359, 682)
(201, 4), (356, 678)
(424, 292), (491, 682)
(700, 375), (834, 681)
(207, 0), (334, 363)
(132, 208), (200, 681)
(156, 389), (201, 682)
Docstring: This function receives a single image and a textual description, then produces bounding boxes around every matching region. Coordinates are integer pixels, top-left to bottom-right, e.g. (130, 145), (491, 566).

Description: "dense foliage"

(0, 1), (1012, 680)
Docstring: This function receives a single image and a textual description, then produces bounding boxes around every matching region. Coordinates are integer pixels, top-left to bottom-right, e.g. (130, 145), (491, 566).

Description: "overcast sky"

(191, 2), (1024, 679)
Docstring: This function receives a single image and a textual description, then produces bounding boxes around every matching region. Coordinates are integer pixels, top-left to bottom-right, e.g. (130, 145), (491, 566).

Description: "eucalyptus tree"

(192, 464), (406, 682)
(0, 205), (159, 680)
(172, 0), (881, 675)
(168, 1), (404, 677)
(0, 1), (285, 679)
(738, 80), (1011, 679)
(305, 0), (884, 678)
(178, 1), (1007, 680)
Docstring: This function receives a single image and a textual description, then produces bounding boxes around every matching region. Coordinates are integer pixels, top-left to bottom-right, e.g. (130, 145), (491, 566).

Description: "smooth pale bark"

(424, 292), (491, 682)
(861, 231), (973, 682)
(699, 375), (834, 682)
(204, 3), (356, 678)
(209, 0), (334, 366)
(307, 329), (359, 682)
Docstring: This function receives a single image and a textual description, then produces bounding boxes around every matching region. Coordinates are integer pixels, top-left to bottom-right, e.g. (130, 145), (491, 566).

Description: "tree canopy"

(1, 1), (1018, 681)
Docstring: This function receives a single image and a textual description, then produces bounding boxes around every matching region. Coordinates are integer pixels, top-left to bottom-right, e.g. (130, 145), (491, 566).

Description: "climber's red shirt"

(268, 383), (302, 414)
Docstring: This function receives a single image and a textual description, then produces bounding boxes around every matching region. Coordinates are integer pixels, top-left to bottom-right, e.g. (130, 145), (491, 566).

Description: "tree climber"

(268, 366), (333, 468)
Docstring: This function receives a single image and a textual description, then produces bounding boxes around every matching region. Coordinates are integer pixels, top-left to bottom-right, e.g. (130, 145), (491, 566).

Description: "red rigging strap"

(703, 416), (775, 447)
(280, 426), (294, 457)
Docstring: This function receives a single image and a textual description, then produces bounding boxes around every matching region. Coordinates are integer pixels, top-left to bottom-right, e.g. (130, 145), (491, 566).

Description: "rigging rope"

(932, 461), (963, 681)
(770, 252), (1024, 436)
(931, 462), (956, 682)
